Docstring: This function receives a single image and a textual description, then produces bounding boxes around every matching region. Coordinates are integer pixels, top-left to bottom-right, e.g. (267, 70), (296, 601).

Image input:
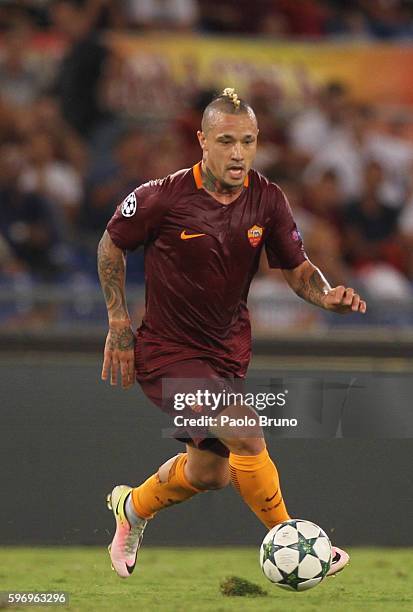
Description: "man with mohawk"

(98, 88), (366, 578)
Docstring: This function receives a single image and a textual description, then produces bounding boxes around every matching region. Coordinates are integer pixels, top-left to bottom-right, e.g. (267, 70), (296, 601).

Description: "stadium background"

(1, 0), (413, 556)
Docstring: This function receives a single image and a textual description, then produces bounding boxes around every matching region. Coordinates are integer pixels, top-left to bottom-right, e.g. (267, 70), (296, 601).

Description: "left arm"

(282, 259), (367, 314)
(264, 184), (366, 314)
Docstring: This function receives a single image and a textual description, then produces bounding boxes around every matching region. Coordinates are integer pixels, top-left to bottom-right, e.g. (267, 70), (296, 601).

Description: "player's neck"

(201, 162), (243, 205)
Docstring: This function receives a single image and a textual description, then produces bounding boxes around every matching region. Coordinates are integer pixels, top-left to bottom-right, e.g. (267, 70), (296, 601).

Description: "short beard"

(201, 163), (242, 195)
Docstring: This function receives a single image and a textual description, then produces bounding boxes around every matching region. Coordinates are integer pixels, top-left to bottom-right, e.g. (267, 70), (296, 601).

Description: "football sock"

(131, 453), (201, 520)
(124, 493), (143, 526)
(229, 447), (290, 529)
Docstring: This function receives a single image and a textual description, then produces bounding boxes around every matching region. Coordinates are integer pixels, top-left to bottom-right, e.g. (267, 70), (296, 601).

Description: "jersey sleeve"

(106, 179), (168, 251)
(265, 185), (307, 269)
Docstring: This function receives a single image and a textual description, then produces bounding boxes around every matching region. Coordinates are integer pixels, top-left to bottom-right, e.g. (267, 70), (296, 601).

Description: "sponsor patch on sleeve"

(121, 192), (137, 217)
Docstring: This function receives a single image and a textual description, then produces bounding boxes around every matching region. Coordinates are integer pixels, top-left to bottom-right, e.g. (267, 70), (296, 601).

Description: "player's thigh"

(185, 444), (230, 490)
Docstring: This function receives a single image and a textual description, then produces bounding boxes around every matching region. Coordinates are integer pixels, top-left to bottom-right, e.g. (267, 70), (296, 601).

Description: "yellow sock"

(229, 447), (290, 529)
(131, 453), (201, 519)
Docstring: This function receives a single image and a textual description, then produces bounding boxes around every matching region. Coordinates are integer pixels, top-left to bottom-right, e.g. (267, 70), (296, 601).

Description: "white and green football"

(260, 519), (332, 591)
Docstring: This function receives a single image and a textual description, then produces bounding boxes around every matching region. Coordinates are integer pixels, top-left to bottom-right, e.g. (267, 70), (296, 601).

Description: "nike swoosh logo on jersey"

(180, 230), (206, 240)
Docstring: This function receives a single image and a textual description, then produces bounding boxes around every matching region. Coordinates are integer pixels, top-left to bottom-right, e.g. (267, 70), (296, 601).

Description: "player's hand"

(101, 320), (136, 389)
(322, 286), (367, 314)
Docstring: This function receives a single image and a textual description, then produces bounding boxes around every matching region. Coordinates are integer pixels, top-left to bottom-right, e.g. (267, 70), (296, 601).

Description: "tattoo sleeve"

(107, 326), (135, 351)
(295, 266), (331, 309)
(97, 230), (130, 323)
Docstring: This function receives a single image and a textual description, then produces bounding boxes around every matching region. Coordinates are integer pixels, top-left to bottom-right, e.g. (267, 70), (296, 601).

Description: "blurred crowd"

(1, 0), (413, 39)
(1, 0), (413, 326)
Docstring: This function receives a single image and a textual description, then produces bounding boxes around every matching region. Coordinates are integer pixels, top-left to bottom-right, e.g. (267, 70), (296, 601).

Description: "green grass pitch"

(0, 547), (411, 611)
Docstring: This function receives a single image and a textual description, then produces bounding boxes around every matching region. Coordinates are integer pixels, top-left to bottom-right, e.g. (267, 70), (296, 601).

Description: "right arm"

(98, 179), (169, 386)
(97, 230), (135, 389)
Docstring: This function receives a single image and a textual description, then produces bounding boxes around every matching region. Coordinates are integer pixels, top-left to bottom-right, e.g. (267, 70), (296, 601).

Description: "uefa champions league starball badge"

(121, 192), (137, 217)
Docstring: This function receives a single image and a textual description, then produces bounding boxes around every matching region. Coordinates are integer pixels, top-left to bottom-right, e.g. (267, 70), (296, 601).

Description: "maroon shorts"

(136, 358), (244, 458)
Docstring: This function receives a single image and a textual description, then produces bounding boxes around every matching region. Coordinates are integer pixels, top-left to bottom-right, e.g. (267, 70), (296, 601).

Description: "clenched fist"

(322, 286), (367, 314)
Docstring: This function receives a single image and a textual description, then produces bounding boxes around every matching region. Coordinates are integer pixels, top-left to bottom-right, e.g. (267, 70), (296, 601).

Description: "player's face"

(197, 112), (258, 188)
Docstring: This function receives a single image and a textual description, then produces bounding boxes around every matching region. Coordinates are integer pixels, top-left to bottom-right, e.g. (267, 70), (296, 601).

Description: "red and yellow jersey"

(107, 163), (307, 377)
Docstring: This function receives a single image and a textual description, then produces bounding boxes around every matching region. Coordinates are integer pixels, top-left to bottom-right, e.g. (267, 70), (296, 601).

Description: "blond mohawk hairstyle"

(201, 88), (256, 132)
(222, 87), (241, 109)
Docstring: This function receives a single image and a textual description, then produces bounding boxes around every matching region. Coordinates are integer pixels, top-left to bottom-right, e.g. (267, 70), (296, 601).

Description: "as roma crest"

(247, 224), (264, 248)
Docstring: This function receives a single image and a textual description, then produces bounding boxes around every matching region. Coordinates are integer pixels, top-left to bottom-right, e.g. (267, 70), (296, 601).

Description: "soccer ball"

(260, 519), (332, 592)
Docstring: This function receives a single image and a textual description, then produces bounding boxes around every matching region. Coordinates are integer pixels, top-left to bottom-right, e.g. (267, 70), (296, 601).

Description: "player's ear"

(197, 130), (207, 151)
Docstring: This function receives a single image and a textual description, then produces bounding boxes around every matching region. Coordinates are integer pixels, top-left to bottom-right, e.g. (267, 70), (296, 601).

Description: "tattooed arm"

(282, 260), (367, 314)
(97, 230), (135, 388)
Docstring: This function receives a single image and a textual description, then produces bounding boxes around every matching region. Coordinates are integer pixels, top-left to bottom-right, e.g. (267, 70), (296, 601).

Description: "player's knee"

(225, 437), (265, 456)
(190, 469), (230, 491)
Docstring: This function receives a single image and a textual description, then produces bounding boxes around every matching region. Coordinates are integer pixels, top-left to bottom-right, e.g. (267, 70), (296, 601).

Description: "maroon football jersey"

(107, 163), (307, 377)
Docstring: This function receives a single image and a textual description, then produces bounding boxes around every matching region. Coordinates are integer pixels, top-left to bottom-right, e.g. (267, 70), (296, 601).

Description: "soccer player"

(98, 88), (366, 579)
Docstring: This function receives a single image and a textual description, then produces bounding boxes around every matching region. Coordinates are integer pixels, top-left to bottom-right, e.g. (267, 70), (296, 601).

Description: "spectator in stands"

(0, 232), (24, 277)
(198, 0), (250, 34)
(49, 0), (109, 138)
(288, 81), (350, 161)
(78, 0), (127, 31)
(326, 6), (373, 40)
(0, 143), (61, 279)
(125, 0), (199, 30)
(248, 79), (288, 175)
(145, 130), (188, 179)
(303, 103), (374, 199)
(0, 96), (20, 144)
(199, 0), (329, 38)
(270, 0), (329, 38)
(2, 0), (413, 39)
(82, 128), (147, 235)
(174, 89), (216, 167)
(397, 184), (413, 282)
(0, 25), (41, 108)
(364, 114), (413, 208)
(276, 176), (352, 288)
(20, 95), (89, 177)
(302, 169), (345, 230)
(19, 130), (83, 231)
(343, 160), (403, 272)
(361, 0), (413, 39)
(304, 217), (354, 289)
